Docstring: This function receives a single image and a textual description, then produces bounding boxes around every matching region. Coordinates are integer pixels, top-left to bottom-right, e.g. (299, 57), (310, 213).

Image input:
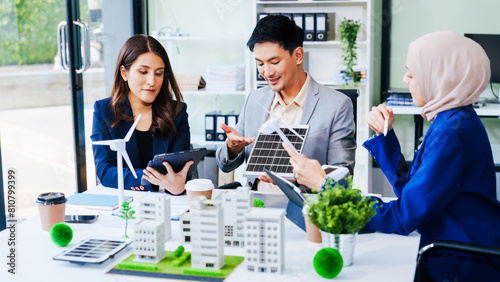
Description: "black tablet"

(141, 148), (206, 185)
(264, 168), (304, 208)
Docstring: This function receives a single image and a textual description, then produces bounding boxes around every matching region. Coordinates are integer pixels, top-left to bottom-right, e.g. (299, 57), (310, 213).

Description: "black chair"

(414, 240), (500, 282)
(336, 89), (359, 141)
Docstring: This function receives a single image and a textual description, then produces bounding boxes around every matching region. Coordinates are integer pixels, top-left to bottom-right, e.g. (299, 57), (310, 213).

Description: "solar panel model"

(244, 125), (309, 180)
(53, 236), (133, 264)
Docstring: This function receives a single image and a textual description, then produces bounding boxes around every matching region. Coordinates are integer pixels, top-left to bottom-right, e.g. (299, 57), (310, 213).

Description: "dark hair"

(110, 34), (183, 137)
(247, 15), (304, 54)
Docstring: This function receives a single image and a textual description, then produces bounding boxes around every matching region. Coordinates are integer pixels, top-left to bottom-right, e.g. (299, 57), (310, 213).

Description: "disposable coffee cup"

(185, 179), (214, 208)
(36, 192), (66, 232)
(303, 204), (322, 243)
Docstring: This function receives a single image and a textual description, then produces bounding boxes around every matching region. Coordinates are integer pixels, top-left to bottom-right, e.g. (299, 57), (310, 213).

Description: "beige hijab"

(406, 31), (491, 121)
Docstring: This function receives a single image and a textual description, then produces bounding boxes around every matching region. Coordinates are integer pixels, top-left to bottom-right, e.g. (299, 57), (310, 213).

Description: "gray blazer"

(216, 76), (356, 178)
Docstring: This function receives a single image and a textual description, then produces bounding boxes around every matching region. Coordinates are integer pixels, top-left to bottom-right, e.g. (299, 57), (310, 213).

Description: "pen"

(383, 118), (389, 136)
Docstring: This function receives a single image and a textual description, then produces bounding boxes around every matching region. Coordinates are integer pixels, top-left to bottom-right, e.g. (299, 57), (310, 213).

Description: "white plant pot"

(320, 231), (357, 266)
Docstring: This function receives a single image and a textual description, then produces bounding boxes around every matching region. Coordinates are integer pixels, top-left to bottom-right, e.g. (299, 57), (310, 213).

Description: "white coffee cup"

(185, 179), (214, 208)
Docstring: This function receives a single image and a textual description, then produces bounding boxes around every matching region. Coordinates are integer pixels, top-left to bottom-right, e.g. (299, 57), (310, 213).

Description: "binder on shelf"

(226, 111), (239, 129)
(205, 111), (216, 141)
(292, 13), (304, 30)
(315, 13), (327, 41)
(216, 114), (227, 141)
(304, 13), (315, 41)
(327, 13), (336, 40)
(258, 13), (269, 21)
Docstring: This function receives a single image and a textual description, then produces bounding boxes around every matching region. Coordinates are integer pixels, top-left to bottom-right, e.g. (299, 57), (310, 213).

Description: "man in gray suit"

(216, 15), (356, 189)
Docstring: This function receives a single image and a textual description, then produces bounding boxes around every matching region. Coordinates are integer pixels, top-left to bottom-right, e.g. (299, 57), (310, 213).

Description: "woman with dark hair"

(91, 34), (192, 194)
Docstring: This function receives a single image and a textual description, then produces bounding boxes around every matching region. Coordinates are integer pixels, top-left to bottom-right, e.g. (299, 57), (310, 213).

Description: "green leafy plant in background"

(119, 201), (135, 238)
(306, 176), (379, 234)
(0, 0), (87, 65)
(339, 18), (362, 85)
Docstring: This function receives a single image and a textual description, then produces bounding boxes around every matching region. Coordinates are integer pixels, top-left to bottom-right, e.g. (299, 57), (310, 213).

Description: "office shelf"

(158, 35), (247, 41)
(182, 90), (247, 96)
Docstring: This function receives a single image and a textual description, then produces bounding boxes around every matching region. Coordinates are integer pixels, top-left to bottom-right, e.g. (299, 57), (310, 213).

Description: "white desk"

(0, 187), (420, 282)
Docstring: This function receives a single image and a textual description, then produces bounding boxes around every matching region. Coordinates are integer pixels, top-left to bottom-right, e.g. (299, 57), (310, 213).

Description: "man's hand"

(282, 142), (326, 192)
(220, 124), (255, 159)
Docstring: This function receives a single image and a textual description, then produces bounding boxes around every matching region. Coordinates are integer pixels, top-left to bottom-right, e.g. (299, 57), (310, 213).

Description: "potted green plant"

(305, 176), (379, 266)
(339, 18), (362, 85)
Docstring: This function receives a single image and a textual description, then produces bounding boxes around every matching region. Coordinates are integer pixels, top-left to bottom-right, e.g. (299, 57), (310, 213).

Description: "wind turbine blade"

(254, 99), (279, 119)
(282, 124), (304, 141)
(92, 140), (116, 146)
(276, 128), (300, 155)
(119, 147), (138, 179)
(124, 114), (142, 142)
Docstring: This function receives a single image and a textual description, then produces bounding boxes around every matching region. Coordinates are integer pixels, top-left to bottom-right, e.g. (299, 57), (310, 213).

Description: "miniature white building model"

(179, 211), (191, 243)
(220, 187), (253, 247)
(244, 208), (285, 274)
(133, 220), (166, 263)
(136, 194), (171, 241)
(190, 196), (225, 270)
(133, 194), (170, 263)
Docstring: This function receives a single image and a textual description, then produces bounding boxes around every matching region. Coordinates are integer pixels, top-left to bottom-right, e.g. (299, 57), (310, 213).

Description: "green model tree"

(119, 201), (135, 238)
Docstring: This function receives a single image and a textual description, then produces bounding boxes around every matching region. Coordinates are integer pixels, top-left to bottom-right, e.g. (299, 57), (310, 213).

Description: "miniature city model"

(179, 187), (254, 247)
(136, 194), (171, 241)
(190, 196), (225, 270)
(220, 187), (254, 247)
(133, 220), (166, 263)
(179, 211), (191, 243)
(133, 194), (170, 263)
(244, 208), (285, 274)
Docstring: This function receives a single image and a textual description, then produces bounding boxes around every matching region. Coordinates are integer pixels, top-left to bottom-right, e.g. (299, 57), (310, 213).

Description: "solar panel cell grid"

(244, 125), (309, 179)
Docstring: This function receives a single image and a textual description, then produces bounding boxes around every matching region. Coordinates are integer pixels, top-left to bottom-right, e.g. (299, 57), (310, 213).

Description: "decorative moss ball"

(50, 223), (73, 247)
(313, 248), (343, 279)
(253, 198), (265, 208)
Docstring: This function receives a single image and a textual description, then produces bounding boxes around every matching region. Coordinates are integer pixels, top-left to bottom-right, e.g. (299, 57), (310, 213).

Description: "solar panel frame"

(244, 125), (309, 179)
(53, 236), (133, 264)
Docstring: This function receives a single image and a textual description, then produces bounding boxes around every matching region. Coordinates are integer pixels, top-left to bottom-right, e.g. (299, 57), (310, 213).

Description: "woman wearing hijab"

(282, 31), (500, 280)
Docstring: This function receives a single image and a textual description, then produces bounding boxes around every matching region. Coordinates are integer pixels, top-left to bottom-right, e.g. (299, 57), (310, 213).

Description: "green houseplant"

(305, 176), (378, 266)
(306, 176), (378, 234)
(339, 18), (362, 85)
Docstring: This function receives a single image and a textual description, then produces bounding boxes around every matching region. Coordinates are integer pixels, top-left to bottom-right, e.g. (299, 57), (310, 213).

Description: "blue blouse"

(362, 106), (500, 280)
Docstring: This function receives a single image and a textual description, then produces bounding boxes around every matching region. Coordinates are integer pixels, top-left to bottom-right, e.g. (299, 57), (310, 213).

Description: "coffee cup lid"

(36, 192), (66, 205)
(185, 179), (214, 192)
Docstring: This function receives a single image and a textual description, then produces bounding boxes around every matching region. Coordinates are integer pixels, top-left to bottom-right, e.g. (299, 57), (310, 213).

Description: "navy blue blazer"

(91, 97), (191, 190)
(363, 106), (500, 280)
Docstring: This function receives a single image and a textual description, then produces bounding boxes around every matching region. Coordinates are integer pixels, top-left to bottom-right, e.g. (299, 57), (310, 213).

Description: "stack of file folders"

(385, 92), (415, 106)
(206, 64), (245, 92)
(175, 74), (206, 91)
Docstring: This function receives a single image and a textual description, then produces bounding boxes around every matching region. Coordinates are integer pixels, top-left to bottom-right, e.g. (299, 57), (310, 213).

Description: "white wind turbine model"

(92, 114), (142, 207)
